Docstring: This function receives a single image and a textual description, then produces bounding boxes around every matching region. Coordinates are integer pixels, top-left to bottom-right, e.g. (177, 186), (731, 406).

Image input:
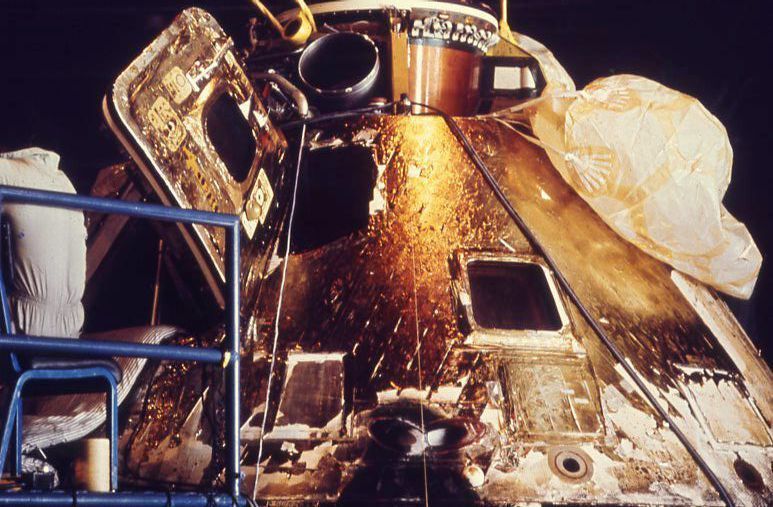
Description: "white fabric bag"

(526, 75), (761, 299)
(494, 29), (761, 298)
(0, 148), (86, 337)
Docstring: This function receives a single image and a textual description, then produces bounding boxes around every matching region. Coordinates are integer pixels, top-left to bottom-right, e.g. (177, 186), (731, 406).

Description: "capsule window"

(206, 91), (256, 183)
(287, 145), (377, 253)
(467, 260), (563, 331)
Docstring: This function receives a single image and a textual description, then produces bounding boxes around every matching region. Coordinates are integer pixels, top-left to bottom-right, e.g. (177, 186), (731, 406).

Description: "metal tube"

(150, 239), (165, 326)
(0, 335), (223, 364)
(0, 195), (21, 373)
(224, 223), (241, 497)
(0, 196), (13, 336)
(251, 72), (310, 118)
(0, 186), (238, 228)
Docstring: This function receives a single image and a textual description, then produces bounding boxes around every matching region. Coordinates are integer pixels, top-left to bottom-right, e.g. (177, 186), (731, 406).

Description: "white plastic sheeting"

(0, 148), (86, 336)
(494, 36), (761, 299)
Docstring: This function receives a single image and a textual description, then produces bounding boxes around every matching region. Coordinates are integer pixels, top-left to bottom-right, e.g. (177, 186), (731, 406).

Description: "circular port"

(368, 418), (424, 456)
(733, 457), (765, 492)
(561, 456), (582, 474)
(548, 446), (594, 483)
(368, 412), (486, 458)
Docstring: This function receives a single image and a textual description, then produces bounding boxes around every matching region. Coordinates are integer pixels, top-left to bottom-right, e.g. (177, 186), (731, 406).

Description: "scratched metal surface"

(253, 115), (723, 396)
(113, 115), (772, 505)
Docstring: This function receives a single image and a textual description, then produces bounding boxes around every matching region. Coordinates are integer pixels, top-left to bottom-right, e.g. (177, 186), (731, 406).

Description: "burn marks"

(266, 352), (346, 441)
(288, 145), (378, 253)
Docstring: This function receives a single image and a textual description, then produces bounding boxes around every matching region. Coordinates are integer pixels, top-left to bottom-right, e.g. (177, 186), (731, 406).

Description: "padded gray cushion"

(23, 326), (180, 451)
(27, 357), (123, 383)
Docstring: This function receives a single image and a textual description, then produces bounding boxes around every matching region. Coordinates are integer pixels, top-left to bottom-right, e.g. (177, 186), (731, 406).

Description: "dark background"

(1, 0), (771, 360)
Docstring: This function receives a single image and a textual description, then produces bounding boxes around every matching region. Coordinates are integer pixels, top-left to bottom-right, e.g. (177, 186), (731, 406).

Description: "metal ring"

(547, 446), (594, 483)
(298, 32), (380, 107)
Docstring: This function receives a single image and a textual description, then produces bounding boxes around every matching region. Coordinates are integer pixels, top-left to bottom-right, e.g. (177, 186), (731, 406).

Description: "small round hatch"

(547, 446), (594, 483)
(733, 457), (765, 493)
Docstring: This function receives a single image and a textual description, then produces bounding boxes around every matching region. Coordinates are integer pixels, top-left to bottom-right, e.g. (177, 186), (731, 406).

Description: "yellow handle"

(295, 0), (317, 32)
(282, 12), (314, 46)
(250, 0), (285, 35)
(250, 0), (316, 47)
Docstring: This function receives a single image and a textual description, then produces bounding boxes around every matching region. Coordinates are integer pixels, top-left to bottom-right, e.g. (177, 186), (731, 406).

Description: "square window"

(206, 91), (256, 183)
(468, 260), (563, 331)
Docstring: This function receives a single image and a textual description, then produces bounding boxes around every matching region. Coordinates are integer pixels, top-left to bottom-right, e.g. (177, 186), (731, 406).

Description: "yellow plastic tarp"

(495, 34), (761, 299)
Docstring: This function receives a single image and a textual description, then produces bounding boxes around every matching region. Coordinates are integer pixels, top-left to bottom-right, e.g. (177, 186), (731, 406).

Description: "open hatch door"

(103, 8), (287, 307)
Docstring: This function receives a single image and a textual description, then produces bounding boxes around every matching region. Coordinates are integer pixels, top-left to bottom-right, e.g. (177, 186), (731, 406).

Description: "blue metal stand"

(0, 186), (243, 503)
(0, 367), (119, 490)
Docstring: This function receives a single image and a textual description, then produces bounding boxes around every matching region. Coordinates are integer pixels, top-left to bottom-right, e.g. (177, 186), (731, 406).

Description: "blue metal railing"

(0, 185), (243, 502)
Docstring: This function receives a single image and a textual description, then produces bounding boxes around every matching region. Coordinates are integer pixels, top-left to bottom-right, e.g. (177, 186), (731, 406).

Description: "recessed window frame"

(453, 251), (580, 353)
(202, 85), (260, 193)
(201, 84), (268, 240)
(674, 364), (772, 449)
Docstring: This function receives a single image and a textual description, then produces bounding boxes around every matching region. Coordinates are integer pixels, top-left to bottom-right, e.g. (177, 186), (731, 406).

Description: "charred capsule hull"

(5, 4), (769, 506)
(103, 112), (772, 504)
(234, 116), (772, 503)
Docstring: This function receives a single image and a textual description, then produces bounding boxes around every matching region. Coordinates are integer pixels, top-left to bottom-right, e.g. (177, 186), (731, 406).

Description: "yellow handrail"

(249, 0), (317, 46)
(249, 0), (285, 36)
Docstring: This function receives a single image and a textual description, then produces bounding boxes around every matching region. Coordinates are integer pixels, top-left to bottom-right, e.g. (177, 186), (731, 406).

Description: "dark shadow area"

(83, 219), (220, 334)
(288, 145), (377, 253)
(340, 402), (482, 505)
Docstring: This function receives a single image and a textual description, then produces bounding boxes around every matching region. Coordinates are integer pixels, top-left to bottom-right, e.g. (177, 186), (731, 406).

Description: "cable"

(251, 72), (310, 119)
(410, 249), (430, 507)
(407, 101), (736, 507)
(279, 101), (396, 130)
(253, 122), (307, 497)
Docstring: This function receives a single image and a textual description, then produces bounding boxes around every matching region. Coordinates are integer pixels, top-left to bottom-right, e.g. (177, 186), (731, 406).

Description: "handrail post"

(224, 222), (241, 498)
(0, 195), (21, 374)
